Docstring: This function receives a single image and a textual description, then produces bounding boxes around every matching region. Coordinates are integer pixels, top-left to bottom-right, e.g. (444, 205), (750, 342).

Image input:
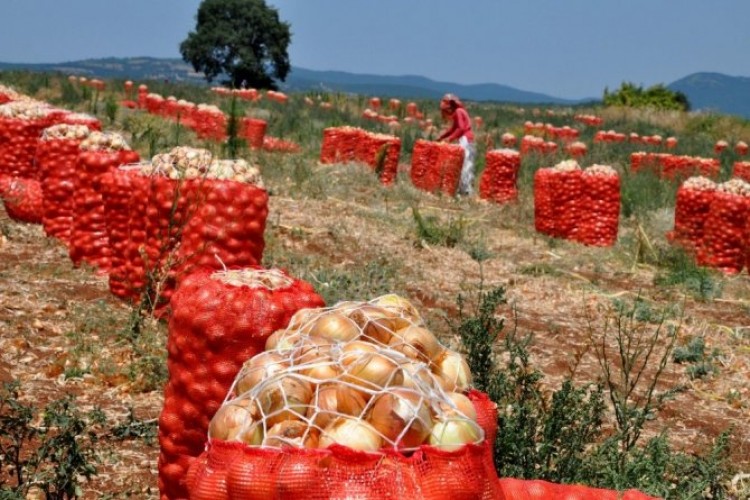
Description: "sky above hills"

(1, 0), (748, 100)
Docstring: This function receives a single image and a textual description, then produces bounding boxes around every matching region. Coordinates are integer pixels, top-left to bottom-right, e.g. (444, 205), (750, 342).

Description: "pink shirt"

(439, 107), (475, 143)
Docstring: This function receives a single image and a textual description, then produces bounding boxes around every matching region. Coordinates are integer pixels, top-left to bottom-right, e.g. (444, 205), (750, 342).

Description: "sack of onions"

(68, 132), (139, 271)
(186, 295), (501, 500)
(0, 85), (20, 104)
(534, 160), (584, 240)
(240, 118), (267, 149)
(37, 124), (93, 243)
(697, 179), (750, 274)
(497, 478), (659, 500)
(410, 140), (464, 196)
(672, 176), (716, 250)
(573, 165), (620, 247)
(0, 176), (43, 224)
(158, 267), (324, 500)
(319, 126), (363, 165)
(356, 132), (401, 185)
(735, 141), (748, 156)
(479, 149), (521, 204)
(0, 101), (58, 180)
(733, 161), (750, 183)
(58, 112), (101, 131)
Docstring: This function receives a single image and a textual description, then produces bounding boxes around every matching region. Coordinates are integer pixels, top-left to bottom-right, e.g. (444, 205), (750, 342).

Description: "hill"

(669, 72), (750, 119)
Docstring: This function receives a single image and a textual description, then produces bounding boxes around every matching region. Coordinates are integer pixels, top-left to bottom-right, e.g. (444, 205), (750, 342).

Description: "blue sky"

(0, 0), (748, 99)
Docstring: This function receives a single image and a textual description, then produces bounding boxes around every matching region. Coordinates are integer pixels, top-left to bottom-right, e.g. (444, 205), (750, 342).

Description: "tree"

(180, 0), (291, 89)
(602, 82), (690, 112)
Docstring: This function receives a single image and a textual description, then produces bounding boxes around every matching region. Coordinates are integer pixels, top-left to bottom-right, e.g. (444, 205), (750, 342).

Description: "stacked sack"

(58, 112), (101, 131)
(479, 149), (521, 204)
(733, 161), (750, 183)
(319, 127), (401, 185)
(671, 176), (717, 250)
(574, 165), (621, 247)
(69, 132), (140, 271)
(0, 175), (43, 224)
(159, 267), (325, 500)
(410, 139), (464, 196)
(697, 179), (750, 274)
(0, 101), (64, 179)
(37, 124), (93, 243)
(241, 118), (267, 149)
(186, 295), (501, 500)
(661, 155), (720, 180)
(534, 160), (585, 240)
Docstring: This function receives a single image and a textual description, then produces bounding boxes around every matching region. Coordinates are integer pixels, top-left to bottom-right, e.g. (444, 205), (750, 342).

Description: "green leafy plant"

(412, 206), (466, 248)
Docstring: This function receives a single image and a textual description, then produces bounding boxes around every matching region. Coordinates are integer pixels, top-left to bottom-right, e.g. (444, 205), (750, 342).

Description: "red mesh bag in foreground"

(480, 149), (521, 204)
(733, 161), (750, 182)
(410, 140), (464, 196)
(574, 166), (620, 247)
(0, 176), (43, 224)
(159, 268), (325, 500)
(175, 179), (268, 278)
(241, 118), (267, 149)
(497, 478), (658, 499)
(697, 180), (750, 274)
(69, 146), (140, 271)
(671, 177), (716, 249)
(101, 167), (146, 300)
(186, 390), (500, 500)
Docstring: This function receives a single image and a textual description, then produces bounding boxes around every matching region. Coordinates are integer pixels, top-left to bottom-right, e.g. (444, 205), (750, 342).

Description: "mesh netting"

(671, 176), (717, 250)
(410, 139), (464, 196)
(697, 179), (750, 274)
(497, 478), (659, 499)
(184, 295), (502, 499)
(479, 149), (521, 204)
(533, 161), (583, 239)
(0, 176), (43, 224)
(320, 127), (401, 185)
(574, 165), (621, 247)
(158, 267), (324, 500)
(241, 118), (267, 149)
(733, 161), (750, 183)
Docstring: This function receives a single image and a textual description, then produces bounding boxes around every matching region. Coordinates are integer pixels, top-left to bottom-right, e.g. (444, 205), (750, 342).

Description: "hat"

(440, 93), (462, 110)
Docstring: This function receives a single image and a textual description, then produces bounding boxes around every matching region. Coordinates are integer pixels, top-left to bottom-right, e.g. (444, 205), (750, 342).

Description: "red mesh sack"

(697, 179), (750, 274)
(58, 113), (101, 131)
(410, 140), (464, 196)
(101, 166), (147, 300)
(533, 168), (555, 236)
(319, 127), (362, 164)
(480, 149), (521, 204)
(357, 133), (401, 185)
(0, 112), (55, 180)
(37, 126), (91, 243)
(548, 166), (584, 240)
(733, 161), (750, 182)
(122, 172), (151, 302)
(410, 139), (440, 192)
(241, 118), (267, 149)
(574, 165), (620, 247)
(159, 268), (325, 500)
(69, 138), (139, 271)
(175, 179), (269, 278)
(671, 177), (716, 249)
(0, 176), (43, 224)
(497, 478), (659, 499)
(186, 390), (500, 500)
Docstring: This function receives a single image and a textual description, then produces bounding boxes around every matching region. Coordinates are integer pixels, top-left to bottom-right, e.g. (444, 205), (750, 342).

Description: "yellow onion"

(428, 417), (481, 451)
(341, 340), (378, 357)
(401, 362), (439, 392)
(433, 350), (472, 392)
(208, 399), (262, 445)
(236, 351), (288, 395)
(340, 350), (404, 393)
(293, 336), (334, 364)
(266, 329), (302, 351)
(263, 420), (319, 448)
(319, 417), (383, 452)
(389, 326), (443, 364)
(298, 353), (341, 382)
(287, 308), (321, 332)
(348, 305), (410, 345)
(439, 392), (477, 421)
(308, 384), (368, 430)
(367, 389), (432, 449)
(309, 312), (361, 343)
(256, 376), (313, 427)
(371, 294), (422, 324)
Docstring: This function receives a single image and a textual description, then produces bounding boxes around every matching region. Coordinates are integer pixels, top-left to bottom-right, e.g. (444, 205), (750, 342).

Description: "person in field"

(437, 93), (476, 196)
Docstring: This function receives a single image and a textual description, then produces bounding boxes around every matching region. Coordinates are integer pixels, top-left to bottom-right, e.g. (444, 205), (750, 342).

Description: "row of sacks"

(319, 126), (401, 185)
(535, 161), (621, 247)
(631, 152), (720, 180)
(670, 176), (750, 275)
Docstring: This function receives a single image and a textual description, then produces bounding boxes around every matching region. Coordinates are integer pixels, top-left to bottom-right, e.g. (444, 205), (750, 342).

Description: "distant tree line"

(603, 82), (690, 111)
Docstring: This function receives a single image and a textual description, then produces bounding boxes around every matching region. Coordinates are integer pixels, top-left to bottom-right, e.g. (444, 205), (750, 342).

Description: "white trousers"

(458, 136), (476, 196)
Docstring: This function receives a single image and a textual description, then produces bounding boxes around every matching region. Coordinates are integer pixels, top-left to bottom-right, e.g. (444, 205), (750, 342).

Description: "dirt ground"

(0, 173), (749, 497)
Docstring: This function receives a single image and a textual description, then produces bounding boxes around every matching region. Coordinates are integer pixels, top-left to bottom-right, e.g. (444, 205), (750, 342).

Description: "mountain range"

(0, 57), (748, 118)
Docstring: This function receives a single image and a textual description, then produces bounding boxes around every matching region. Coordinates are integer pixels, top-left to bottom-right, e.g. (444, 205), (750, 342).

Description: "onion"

(340, 340), (378, 357)
(308, 384), (368, 430)
(340, 350), (404, 393)
(428, 417), (481, 451)
(263, 421), (319, 448)
(401, 362), (439, 392)
(265, 329), (301, 351)
(286, 308), (320, 332)
(348, 305), (409, 345)
(236, 351), (288, 395)
(371, 294), (422, 324)
(433, 350), (472, 392)
(439, 392), (477, 421)
(309, 312), (361, 343)
(389, 326), (443, 364)
(319, 417), (382, 452)
(256, 376), (313, 427)
(367, 389), (432, 449)
(298, 352), (341, 382)
(208, 399), (262, 445)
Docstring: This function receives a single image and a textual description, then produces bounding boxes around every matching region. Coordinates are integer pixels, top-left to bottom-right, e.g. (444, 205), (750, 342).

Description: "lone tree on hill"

(180, 0), (291, 89)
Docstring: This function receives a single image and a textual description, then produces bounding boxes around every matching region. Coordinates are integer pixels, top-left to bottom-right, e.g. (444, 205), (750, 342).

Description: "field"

(0, 72), (749, 498)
